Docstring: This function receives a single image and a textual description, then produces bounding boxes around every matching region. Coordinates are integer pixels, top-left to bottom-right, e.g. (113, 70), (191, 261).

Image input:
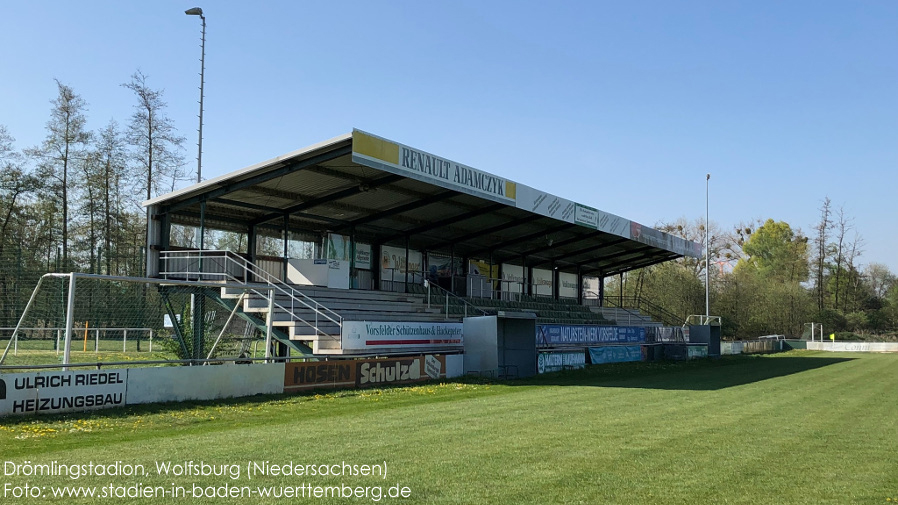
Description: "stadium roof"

(144, 129), (701, 277)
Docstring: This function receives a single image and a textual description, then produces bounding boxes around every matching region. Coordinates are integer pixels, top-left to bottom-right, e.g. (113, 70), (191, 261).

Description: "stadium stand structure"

(143, 130), (700, 358)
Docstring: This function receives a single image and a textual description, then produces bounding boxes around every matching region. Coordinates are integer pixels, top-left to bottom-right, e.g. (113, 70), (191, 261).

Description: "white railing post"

(264, 287), (274, 362)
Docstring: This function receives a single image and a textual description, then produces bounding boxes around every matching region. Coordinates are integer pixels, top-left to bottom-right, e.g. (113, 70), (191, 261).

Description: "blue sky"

(1, 1), (896, 271)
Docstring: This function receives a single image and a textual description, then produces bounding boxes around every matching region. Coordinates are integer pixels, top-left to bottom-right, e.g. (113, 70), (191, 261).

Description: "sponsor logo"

(358, 359), (421, 386)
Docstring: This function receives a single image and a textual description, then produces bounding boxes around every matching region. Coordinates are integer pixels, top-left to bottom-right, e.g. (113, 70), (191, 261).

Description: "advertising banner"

(597, 211), (631, 238)
(687, 345), (709, 359)
(354, 243), (372, 270)
(558, 272), (579, 299)
(574, 204), (599, 228)
(352, 129), (516, 204)
(588, 345), (643, 364)
(327, 233), (351, 261)
(537, 351), (586, 374)
(427, 252), (462, 279)
(284, 355), (447, 391)
(537, 325), (646, 346)
(531, 268), (554, 297)
(515, 184), (575, 223)
(380, 245), (423, 287)
(501, 263), (525, 295)
(341, 321), (464, 351)
(0, 370), (127, 416)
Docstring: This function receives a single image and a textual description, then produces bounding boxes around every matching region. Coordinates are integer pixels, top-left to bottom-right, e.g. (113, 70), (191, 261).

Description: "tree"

(812, 198), (833, 311)
(26, 81), (91, 271)
(730, 219), (812, 337)
(832, 206), (853, 311)
(735, 219), (809, 283)
(123, 70), (186, 202)
(865, 263), (895, 300)
(0, 125), (32, 257)
(92, 120), (131, 274)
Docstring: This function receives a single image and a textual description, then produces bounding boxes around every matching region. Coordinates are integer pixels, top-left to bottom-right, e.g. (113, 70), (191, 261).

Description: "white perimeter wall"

(126, 364), (285, 405)
(807, 342), (898, 352)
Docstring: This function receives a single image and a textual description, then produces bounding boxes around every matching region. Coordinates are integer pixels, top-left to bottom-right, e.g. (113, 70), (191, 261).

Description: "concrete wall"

(126, 364), (285, 405)
(807, 342), (898, 352)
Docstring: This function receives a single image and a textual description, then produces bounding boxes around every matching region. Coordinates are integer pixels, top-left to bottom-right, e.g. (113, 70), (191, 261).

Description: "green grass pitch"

(1, 350), (896, 504)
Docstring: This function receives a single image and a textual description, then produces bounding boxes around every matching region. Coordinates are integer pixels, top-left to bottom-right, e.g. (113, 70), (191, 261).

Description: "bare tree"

(812, 197), (833, 311)
(832, 206), (852, 311)
(26, 81), (91, 270)
(93, 120), (130, 274)
(864, 263), (895, 300)
(123, 70), (186, 202)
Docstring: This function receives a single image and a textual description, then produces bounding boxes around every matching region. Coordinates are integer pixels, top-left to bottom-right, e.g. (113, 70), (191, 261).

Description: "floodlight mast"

(705, 173), (710, 322)
(185, 7), (205, 184)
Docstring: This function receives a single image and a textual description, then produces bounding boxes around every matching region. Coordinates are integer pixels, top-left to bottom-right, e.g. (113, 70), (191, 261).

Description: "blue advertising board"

(537, 325), (646, 346)
(537, 351), (587, 374)
(588, 345), (643, 364)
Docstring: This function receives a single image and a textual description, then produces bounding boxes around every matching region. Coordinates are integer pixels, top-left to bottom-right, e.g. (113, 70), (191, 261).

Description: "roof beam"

(528, 237), (631, 266)
(583, 252), (680, 277)
(333, 190), (459, 232)
(429, 214), (544, 251)
(381, 203), (507, 243)
(520, 230), (607, 257)
(162, 145), (352, 214)
(212, 198), (284, 214)
(467, 222), (578, 257)
(249, 174), (404, 226)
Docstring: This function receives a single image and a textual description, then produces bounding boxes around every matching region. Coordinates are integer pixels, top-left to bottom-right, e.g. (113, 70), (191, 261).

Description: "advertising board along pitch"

(284, 355), (447, 392)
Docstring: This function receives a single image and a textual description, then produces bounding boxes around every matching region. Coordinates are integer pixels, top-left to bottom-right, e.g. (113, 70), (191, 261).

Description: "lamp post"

(705, 173), (710, 322)
(185, 7), (205, 184)
(185, 7), (206, 360)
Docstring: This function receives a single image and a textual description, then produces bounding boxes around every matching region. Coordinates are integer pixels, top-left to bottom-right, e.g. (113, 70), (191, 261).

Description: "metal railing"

(588, 293), (683, 327)
(0, 327), (156, 355)
(684, 314), (722, 326)
(159, 250), (342, 339)
(424, 280), (488, 320)
(582, 291), (656, 326)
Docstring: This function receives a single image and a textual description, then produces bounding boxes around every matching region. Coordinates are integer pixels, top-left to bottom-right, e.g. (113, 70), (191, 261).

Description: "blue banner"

(537, 325), (646, 346)
(537, 351), (586, 374)
(588, 345), (643, 364)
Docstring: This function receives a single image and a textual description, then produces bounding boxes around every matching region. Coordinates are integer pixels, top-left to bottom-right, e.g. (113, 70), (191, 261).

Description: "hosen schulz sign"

(0, 370), (126, 416)
(284, 355), (447, 392)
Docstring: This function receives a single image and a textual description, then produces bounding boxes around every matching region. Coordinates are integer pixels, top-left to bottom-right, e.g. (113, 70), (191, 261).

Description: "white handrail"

(159, 250), (342, 337)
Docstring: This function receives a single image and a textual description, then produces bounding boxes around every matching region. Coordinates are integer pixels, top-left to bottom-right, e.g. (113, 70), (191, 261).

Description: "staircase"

(160, 250), (452, 355)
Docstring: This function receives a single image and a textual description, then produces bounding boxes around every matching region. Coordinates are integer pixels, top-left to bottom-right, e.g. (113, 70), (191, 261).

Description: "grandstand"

(141, 129), (701, 359)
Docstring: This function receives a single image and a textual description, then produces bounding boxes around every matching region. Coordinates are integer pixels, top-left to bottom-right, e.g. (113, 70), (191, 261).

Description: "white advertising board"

(559, 272), (579, 299)
(597, 210), (631, 238)
(341, 321), (464, 351)
(501, 263), (525, 295)
(531, 268), (554, 297)
(515, 184), (575, 223)
(380, 245), (423, 288)
(0, 370), (127, 416)
(354, 242), (372, 270)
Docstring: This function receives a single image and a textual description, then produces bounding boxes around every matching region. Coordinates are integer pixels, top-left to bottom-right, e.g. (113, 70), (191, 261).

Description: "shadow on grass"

(517, 354), (855, 391)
